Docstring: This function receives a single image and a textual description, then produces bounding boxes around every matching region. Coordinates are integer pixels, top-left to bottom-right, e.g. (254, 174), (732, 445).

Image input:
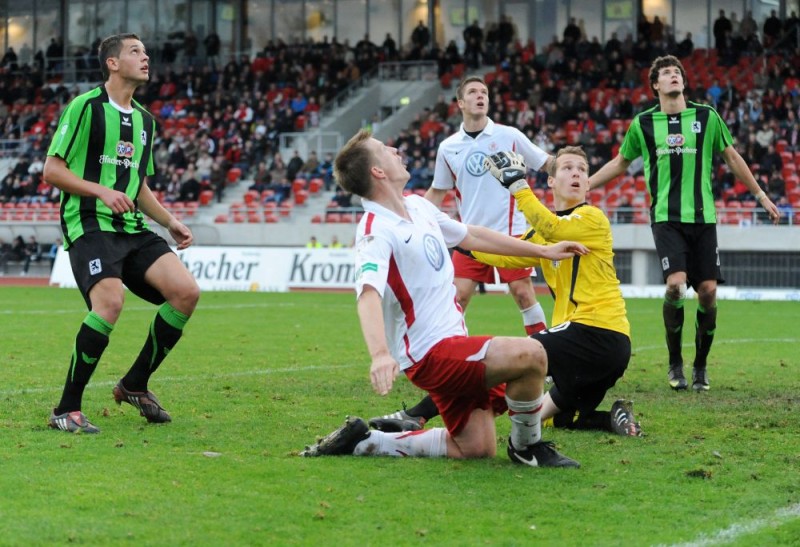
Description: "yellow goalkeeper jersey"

(472, 188), (630, 337)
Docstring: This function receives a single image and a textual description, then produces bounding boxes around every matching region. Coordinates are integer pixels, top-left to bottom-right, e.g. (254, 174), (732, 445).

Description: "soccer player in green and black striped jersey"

(43, 33), (200, 433)
(589, 55), (780, 392)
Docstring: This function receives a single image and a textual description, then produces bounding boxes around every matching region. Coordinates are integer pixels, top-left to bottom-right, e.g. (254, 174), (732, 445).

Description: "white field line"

(632, 338), (798, 353)
(0, 302), (306, 315)
(662, 502), (800, 546)
(1, 363), (359, 397)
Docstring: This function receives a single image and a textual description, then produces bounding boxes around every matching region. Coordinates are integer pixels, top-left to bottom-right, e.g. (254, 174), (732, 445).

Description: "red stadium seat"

(227, 167), (242, 184)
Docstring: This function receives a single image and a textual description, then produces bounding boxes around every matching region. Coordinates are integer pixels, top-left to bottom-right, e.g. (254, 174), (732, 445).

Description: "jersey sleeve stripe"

(364, 212), (375, 235)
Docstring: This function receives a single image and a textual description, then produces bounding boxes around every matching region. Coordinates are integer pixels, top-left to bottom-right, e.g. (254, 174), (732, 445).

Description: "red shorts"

(452, 249), (533, 284)
(404, 336), (507, 435)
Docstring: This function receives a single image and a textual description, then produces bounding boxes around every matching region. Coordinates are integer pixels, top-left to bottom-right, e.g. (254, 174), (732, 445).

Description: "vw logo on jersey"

(466, 151), (489, 176)
(423, 233), (445, 271)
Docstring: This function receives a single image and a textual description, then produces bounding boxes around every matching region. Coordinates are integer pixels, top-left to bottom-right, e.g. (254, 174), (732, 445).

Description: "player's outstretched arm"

(588, 154), (631, 190)
(721, 146), (781, 224)
(460, 225), (588, 260)
(357, 286), (399, 396)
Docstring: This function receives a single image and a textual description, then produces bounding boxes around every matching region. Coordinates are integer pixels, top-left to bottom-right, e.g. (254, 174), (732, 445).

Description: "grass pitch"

(2, 287), (799, 545)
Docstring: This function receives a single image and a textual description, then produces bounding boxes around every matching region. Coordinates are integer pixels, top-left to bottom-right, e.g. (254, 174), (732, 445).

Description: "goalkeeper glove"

(484, 151), (528, 193)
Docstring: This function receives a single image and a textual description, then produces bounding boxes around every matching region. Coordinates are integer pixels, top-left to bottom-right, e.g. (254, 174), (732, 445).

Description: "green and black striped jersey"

(47, 86), (156, 248)
(619, 101), (733, 224)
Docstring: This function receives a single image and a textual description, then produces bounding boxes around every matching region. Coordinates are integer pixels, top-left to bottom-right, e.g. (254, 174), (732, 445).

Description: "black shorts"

(651, 222), (725, 289)
(531, 322), (631, 414)
(68, 231), (174, 309)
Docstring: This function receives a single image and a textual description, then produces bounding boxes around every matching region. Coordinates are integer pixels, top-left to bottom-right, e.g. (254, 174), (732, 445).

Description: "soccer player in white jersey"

(428, 76), (553, 335)
(301, 129), (587, 467)
(370, 76), (555, 432)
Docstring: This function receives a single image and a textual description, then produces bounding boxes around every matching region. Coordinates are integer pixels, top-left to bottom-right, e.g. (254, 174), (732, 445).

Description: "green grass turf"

(2, 287), (799, 545)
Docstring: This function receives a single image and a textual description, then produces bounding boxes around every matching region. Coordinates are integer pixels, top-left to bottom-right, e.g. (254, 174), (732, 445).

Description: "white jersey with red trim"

(432, 118), (549, 235)
(355, 195), (469, 371)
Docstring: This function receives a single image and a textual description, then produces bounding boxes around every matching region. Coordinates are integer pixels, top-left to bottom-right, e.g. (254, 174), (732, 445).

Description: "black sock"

(554, 410), (612, 432)
(55, 312), (113, 414)
(122, 303), (189, 392)
(406, 394), (440, 421)
(663, 296), (685, 366)
(694, 304), (717, 369)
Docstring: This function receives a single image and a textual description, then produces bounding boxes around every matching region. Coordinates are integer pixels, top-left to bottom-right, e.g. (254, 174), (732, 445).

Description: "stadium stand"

(2, 9), (799, 265)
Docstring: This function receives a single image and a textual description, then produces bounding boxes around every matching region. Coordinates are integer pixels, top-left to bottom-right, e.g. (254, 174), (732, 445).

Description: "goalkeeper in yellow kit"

(474, 146), (640, 435)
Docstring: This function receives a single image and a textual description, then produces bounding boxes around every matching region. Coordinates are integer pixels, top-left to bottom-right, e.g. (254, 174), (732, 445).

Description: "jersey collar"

(459, 117), (495, 139)
(556, 202), (588, 216)
(362, 196), (419, 225)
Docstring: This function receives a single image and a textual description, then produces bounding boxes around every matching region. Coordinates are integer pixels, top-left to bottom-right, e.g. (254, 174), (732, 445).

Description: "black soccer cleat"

(507, 439), (580, 468)
(301, 416), (370, 457)
(368, 408), (425, 432)
(692, 367), (710, 392)
(668, 363), (688, 391)
(610, 399), (643, 437)
(48, 409), (100, 434)
(113, 381), (172, 423)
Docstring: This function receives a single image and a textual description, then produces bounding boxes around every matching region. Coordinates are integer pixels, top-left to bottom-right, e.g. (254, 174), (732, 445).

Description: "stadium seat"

(311, 214), (323, 223)
(279, 203), (293, 217)
(227, 167), (242, 184)
(199, 190), (214, 205)
(214, 214), (228, 223)
(292, 178), (307, 195)
(308, 178), (323, 194)
(243, 190), (259, 205)
(294, 189), (309, 206)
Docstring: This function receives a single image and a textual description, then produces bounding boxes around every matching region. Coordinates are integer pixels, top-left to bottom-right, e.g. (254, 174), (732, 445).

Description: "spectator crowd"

(0, 10), (798, 224)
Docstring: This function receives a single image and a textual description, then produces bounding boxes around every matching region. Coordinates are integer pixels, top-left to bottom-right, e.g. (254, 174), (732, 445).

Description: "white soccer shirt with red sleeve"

(355, 195), (469, 371)
(431, 118), (549, 235)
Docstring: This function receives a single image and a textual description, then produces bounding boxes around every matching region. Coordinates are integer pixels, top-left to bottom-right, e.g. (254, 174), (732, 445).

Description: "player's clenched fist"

(484, 151), (529, 193)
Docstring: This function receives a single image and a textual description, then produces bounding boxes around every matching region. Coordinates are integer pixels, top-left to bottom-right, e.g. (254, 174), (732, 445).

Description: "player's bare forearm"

(44, 155), (135, 213)
(357, 287), (398, 395)
(588, 155), (630, 190)
(424, 186), (448, 207)
(139, 182), (195, 248)
(461, 225), (588, 259)
(138, 182), (174, 227)
(723, 146), (781, 224)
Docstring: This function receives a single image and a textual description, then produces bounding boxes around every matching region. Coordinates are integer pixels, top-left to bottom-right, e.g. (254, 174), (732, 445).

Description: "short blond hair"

(333, 129), (374, 198)
(548, 146), (588, 177)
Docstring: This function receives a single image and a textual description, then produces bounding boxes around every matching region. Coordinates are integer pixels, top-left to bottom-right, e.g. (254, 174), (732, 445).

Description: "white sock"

(506, 394), (543, 449)
(353, 428), (448, 457)
(521, 303), (547, 335)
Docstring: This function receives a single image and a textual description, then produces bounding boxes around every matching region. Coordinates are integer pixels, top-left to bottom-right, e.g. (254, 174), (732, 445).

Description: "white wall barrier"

(50, 246), (357, 292)
(50, 245), (800, 301)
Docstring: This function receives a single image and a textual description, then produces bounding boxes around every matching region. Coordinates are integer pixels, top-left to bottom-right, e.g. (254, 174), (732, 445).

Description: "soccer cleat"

(610, 399), (643, 437)
(507, 439), (580, 468)
(113, 381), (172, 423)
(300, 416), (370, 457)
(368, 407), (425, 432)
(668, 364), (688, 391)
(48, 409), (100, 434)
(692, 367), (710, 392)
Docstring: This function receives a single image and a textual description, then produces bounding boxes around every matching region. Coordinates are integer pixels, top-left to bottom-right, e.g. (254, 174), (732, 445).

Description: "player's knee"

(697, 285), (716, 306)
(518, 338), (547, 377)
(665, 282), (686, 301)
(174, 281), (201, 313)
(458, 438), (497, 459)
